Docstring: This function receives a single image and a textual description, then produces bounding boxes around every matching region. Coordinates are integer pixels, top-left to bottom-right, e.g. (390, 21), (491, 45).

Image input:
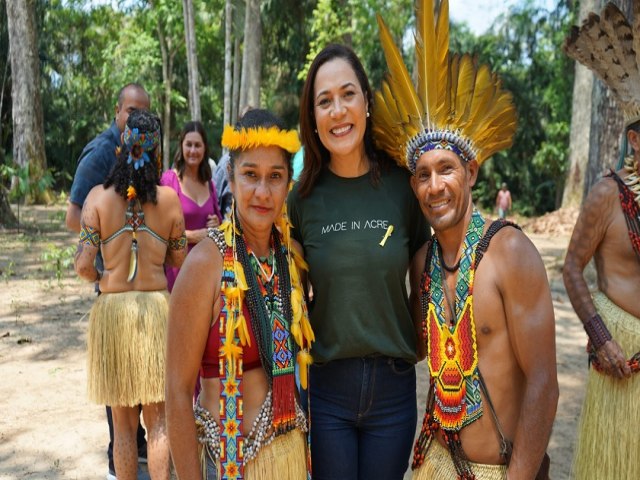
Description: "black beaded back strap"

(420, 239), (436, 328)
(473, 219), (521, 269)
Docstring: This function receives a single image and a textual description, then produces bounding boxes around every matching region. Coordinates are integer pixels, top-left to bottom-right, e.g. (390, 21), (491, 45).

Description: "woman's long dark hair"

(173, 120), (212, 183)
(297, 43), (390, 198)
(104, 109), (162, 204)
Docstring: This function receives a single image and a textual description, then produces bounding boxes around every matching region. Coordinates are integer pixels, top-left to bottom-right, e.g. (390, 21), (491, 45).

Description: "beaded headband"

(123, 124), (161, 170)
(373, 0), (517, 174)
(409, 130), (476, 170)
(221, 125), (301, 154)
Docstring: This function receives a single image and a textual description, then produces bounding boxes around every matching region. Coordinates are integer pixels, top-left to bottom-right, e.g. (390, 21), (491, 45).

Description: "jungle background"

(0, 0), (633, 479)
(0, 0), (628, 223)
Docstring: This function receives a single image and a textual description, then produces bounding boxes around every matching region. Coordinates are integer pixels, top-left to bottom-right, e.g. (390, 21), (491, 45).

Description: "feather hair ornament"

(373, 0), (517, 173)
(564, 2), (640, 127)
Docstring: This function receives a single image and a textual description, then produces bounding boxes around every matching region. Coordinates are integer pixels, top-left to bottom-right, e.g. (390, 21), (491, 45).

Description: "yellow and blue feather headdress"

(373, 0), (518, 173)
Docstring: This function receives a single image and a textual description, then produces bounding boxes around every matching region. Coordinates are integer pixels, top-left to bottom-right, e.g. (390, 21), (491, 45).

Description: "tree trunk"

(232, 33), (241, 124)
(0, 185), (17, 227)
(5, 0), (49, 204)
(561, 0), (597, 208)
(223, 0), (233, 128)
(0, 54), (9, 166)
(183, 0), (201, 120)
(563, 0), (632, 206)
(239, 0), (261, 110)
(157, 20), (175, 171)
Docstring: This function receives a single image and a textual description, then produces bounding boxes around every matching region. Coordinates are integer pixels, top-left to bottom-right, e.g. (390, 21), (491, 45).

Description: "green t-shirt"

(287, 165), (429, 363)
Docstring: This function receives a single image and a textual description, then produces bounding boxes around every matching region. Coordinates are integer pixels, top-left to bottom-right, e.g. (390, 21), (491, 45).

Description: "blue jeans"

(308, 356), (417, 480)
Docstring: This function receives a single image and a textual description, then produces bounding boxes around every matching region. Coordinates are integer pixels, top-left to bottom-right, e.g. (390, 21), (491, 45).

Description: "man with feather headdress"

(373, 0), (558, 478)
(563, 2), (640, 478)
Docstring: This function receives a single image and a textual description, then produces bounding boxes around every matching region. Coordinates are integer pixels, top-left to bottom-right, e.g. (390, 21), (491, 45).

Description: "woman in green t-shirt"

(288, 44), (429, 479)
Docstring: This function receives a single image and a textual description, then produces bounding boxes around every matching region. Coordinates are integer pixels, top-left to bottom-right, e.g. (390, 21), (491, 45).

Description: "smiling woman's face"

(313, 58), (368, 163)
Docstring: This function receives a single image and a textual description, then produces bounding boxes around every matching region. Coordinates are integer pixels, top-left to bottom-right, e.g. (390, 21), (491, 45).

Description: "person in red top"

(165, 109), (314, 479)
(495, 182), (512, 219)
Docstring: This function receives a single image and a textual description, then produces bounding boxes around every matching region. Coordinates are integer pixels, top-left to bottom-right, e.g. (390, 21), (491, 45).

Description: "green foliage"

(41, 244), (76, 284)
(0, 162), (54, 202)
(300, 0), (413, 90)
(0, 0), (576, 217)
(451, 0), (575, 215)
(1, 259), (15, 283)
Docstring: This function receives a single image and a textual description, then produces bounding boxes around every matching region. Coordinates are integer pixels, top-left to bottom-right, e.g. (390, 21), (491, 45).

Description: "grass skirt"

(87, 290), (169, 407)
(413, 440), (506, 480)
(204, 429), (307, 480)
(571, 292), (640, 479)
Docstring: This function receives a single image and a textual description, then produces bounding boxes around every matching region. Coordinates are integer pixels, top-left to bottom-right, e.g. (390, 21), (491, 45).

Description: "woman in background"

(75, 110), (187, 479)
(161, 120), (222, 291)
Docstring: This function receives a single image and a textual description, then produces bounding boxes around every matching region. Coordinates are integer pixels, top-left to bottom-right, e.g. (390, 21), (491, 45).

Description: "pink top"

(160, 169), (222, 291)
(496, 190), (511, 211)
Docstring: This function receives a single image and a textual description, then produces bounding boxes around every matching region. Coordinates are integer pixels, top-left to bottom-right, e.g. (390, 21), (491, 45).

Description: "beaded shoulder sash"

(206, 224), (313, 479)
(608, 170), (640, 263)
(413, 212), (520, 479)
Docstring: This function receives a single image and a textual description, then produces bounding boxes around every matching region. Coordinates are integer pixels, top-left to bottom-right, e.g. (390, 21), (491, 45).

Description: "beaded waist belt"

(195, 389), (307, 464)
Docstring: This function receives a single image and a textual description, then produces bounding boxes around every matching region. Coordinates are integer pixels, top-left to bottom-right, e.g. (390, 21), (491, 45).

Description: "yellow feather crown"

(373, 0), (517, 173)
(564, 2), (640, 128)
(221, 125), (301, 154)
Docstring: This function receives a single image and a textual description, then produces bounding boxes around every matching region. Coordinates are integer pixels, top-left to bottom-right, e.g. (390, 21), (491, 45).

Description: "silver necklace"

(250, 249), (275, 283)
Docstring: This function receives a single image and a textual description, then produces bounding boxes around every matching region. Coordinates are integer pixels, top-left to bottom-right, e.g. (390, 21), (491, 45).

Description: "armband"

(80, 224), (100, 248)
(168, 232), (187, 250)
(583, 313), (612, 350)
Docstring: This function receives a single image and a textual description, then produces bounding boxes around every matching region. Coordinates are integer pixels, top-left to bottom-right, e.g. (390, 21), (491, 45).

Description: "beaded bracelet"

(583, 313), (612, 350)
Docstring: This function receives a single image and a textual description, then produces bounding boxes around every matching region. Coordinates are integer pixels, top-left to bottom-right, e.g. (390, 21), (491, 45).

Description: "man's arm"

(74, 191), (101, 282)
(166, 240), (219, 479)
(67, 133), (117, 233)
(498, 230), (558, 479)
(562, 179), (630, 378)
(66, 202), (82, 233)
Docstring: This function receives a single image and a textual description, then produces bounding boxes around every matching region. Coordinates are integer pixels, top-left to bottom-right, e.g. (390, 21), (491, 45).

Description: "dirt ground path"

(0, 205), (586, 479)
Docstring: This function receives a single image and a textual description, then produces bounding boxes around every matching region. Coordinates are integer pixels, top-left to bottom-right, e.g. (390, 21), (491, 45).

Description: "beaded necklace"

(235, 227), (297, 434)
(610, 162), (640, 262)
(413, 209), (485, 479)
(212, 211), (314, 479)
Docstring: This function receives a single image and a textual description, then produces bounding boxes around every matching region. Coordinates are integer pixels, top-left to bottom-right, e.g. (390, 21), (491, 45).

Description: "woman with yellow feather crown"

(165, 109), (314, 480)
(374, 0), (558, 479)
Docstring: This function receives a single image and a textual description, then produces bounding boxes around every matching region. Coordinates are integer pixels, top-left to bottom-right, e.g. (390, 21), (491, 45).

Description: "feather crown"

(564, 2), (640, 128)
(221, 125), (301, 154)
(373, 0), (517, 174)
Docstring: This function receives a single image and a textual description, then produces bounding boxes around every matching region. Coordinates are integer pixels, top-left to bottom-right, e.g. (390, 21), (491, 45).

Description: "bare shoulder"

(186, 234), (221, 270)
(486, 225), (544, 274)
(582, 175), (618, 213)
(85, 184), (108, 204)
(174, 234), (222, 296)
(157, 185), (180, 203)
(157, 185), (182, 213)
